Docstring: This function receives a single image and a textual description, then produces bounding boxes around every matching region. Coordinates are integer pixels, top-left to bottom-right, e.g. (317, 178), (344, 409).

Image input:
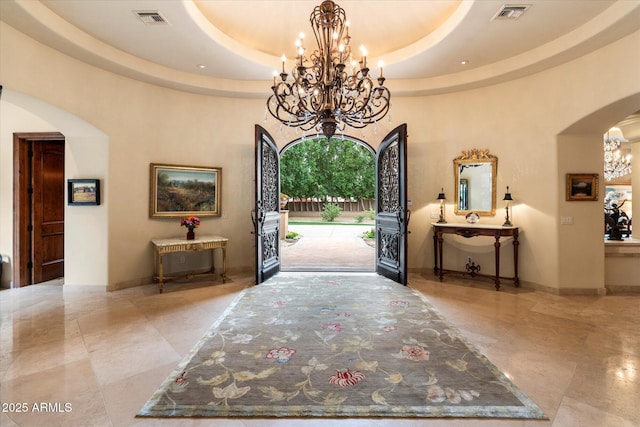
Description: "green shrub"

(321, 203), (342, 222)
(285, 231), (301, 240)
(354, 214), (365, 223)
(366, 209), (375, 220)
(362, 228), (376, 239)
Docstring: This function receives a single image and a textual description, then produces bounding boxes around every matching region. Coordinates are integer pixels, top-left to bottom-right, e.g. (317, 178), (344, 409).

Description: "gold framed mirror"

(453, 149), (497, 216)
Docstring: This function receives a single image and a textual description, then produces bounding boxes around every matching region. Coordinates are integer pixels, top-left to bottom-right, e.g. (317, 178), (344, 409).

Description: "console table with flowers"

(151, 235), (228, 293)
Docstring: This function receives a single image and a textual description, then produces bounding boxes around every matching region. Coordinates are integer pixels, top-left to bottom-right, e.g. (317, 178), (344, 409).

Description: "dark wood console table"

(432, 223), (519, 291)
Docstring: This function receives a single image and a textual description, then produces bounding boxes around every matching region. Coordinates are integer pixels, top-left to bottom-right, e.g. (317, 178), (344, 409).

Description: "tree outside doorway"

(280, 138), (376, 271)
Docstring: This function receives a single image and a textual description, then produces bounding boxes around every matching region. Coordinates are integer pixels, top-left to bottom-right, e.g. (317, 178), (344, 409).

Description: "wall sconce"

(503, 186), (513, 226)
(437, 188), (447, 223)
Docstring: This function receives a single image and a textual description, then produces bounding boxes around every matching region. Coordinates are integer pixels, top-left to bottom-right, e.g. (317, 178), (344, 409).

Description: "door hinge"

(27, 224), (33, 232)
(27, 261), (33, 269)
(27, 187), (34, 195)
(28, 149), (34, 158)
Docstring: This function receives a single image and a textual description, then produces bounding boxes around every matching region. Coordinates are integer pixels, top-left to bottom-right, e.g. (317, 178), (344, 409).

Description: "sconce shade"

(437, 188), (446, 200)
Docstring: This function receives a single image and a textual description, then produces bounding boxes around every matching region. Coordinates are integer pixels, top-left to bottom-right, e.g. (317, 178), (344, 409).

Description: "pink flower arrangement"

(180, 216), (200, 230)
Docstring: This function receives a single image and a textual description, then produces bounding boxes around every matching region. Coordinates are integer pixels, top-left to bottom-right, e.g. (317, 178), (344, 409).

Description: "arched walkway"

(557, 93), (640, 290)
(1, 89), (109, 287)
(279, 135), (376, 272)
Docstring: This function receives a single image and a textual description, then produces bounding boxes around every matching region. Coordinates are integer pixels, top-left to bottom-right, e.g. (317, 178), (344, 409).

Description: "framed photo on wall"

(150, 163), (221, 218)
(68, 179), (100, 206)
(566, 173), (599, 201)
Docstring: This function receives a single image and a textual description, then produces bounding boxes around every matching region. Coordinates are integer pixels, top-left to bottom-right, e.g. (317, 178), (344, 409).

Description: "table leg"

(437, 231), (444, 282)
(158, 253), (164, 294)
(153, 250), (158, 282)
(221, 246), (227, 283)
(433, 232), (438, 274)
(494, 234), (501, 291)
(513, 229), (520, 287)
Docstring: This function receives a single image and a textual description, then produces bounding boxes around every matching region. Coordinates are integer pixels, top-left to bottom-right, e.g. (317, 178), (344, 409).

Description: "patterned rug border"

(137, 274), (547, 419)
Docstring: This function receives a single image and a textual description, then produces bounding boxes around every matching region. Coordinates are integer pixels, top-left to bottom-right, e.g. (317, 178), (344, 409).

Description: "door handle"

(251, 208), (257, 234)
(251, 206), (267, 235)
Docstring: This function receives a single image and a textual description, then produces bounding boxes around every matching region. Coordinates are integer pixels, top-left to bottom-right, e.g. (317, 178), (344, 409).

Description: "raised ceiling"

(1, 0), (639, 97)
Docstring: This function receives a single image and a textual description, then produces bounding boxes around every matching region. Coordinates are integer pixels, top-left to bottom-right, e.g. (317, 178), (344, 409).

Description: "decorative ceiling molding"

(1, 0), (638, 97)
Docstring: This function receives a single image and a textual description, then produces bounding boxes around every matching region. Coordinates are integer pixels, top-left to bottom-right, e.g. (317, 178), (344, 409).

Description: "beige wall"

(0, 92), (110, 287)
(1, 21), (639, 292)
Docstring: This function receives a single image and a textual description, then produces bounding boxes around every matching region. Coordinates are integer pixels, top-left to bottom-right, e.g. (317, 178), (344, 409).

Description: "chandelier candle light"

(267, 0), (391, 139)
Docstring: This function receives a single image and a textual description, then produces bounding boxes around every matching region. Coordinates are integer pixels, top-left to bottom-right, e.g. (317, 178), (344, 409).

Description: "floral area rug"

(137, 273), (547, 419)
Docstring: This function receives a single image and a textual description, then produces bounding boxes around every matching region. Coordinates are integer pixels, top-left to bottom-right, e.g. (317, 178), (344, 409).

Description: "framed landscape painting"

(68, 179), (100, 206)
(566, 173), (599, 201)
(150, 163), (221, 217)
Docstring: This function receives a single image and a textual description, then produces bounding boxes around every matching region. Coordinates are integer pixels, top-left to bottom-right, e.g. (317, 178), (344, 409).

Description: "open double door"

(253, 124), (409, 285)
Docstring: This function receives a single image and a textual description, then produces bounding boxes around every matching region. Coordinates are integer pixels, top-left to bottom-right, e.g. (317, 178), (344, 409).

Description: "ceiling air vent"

(133, 10), (169, 25)
(491, 5), (530, 21)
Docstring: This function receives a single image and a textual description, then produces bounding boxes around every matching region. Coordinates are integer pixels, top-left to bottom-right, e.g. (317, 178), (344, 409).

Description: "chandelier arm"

(266, 0), (391, 139)
(268, 90), (317, 129)
(339, 80), (390, 121)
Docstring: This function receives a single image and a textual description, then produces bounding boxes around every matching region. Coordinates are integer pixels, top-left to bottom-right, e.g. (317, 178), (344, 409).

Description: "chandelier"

(266, 0), (391, 139)
(603, 127), (632, 181)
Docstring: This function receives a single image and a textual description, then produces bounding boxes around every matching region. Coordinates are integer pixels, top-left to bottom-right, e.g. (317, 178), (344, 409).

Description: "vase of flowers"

(180, 216), (200, 240)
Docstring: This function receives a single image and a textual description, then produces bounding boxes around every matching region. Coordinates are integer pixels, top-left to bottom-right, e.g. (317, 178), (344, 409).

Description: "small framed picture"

(68, 179), (100, 205)
(566, 173), (599, 201)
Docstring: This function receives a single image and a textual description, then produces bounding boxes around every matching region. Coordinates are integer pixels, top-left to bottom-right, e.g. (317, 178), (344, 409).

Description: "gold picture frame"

(566, 173), (599, 201)
(150, 163), (221, 217)
(453, 148), (498, 216)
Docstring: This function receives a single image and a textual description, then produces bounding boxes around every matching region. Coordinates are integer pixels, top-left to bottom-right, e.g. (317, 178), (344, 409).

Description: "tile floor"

(1, 273), (638, 427)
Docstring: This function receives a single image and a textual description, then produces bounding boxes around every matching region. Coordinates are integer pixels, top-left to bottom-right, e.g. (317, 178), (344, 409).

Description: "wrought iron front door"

(253, 125), (281, 284)
(375, 124), (409, 285)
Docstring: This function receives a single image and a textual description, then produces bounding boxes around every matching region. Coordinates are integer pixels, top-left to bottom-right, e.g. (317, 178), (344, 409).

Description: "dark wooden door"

(375, 124), (409, 285)
(13, 133), (65, 287)
(253, 125), (281, 284)
(32, 141), (65, 283)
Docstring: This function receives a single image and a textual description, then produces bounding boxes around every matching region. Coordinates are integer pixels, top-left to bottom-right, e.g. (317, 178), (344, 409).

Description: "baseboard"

(605, 284), (640, 295)
(408, 268), (607, 295)
(108, 276), (152, 292)
(108, 266), (255, 292)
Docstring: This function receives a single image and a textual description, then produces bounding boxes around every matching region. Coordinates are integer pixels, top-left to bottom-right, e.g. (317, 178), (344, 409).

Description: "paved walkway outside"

(281, 223), (375, 272)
